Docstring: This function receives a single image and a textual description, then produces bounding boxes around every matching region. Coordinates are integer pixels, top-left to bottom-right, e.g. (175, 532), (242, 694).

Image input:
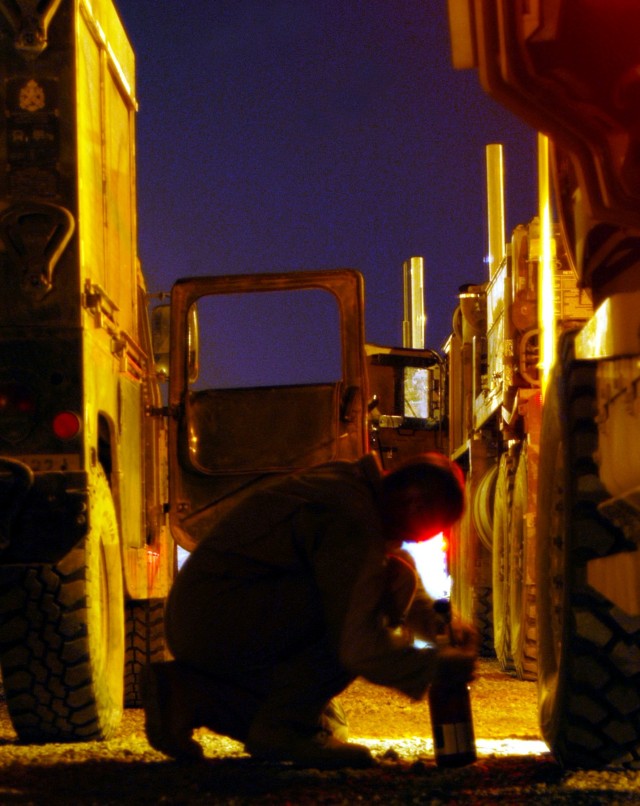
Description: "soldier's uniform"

(160, 454), (445, 758)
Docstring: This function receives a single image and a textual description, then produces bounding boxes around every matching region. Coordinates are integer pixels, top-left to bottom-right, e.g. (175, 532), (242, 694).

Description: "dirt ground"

(3, 660), (640, 804)
(338, 657), (540, 742)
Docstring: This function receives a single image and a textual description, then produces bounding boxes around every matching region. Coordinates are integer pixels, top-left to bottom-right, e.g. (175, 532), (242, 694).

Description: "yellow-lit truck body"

(447, 0), (640, 770)
(0, 0), (173, 741)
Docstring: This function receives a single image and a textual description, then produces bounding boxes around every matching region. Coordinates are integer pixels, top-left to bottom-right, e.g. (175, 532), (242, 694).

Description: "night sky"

(116, 0), (537, 356)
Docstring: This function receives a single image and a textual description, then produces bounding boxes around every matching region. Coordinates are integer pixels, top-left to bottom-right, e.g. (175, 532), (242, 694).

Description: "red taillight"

(0, 381), (37, 442)
(0, 381), (36, 415)
(52, 411), (81, 440)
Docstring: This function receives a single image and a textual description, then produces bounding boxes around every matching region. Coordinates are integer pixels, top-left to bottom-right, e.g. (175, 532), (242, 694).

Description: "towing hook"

(0, 457), (34, 550)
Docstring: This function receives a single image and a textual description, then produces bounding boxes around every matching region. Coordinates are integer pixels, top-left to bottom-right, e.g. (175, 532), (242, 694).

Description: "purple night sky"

(116, 1), (537, 360)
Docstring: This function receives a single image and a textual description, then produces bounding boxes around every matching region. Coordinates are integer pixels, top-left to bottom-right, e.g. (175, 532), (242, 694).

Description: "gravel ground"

(2, 659), (640, 804)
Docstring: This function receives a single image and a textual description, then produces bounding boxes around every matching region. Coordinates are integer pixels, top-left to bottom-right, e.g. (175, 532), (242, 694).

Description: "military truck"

(0, 0), (176, 741)
(445, 140), (593, 673)
(366, 257), (448, 474)
(446, 0), (640, 769)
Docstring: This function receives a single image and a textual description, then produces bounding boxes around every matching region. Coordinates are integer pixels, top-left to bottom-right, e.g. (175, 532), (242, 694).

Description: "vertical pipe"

(538, 132), (555, 396)
(402, 256), (426, 349)
(486, 144), (505, 277)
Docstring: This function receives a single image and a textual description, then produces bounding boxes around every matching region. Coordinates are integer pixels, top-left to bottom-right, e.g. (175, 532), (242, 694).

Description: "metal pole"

(402, 256), (426, 349)
(486, 144), (505, 277)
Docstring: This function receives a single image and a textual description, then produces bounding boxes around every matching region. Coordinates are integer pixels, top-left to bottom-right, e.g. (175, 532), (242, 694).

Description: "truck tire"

(449, 485), (472, 622)
(124, 598), (167, 707)
(450, 478), (494, 656)
(0, 467), (124, 742)
(492, 453), (513, 671)
(472, 463), (498, 553)
(470, 465), (497, 657)
(473, 581), (495, 658)
(536, 332), (640, 768)
(509, 447), (538, 681)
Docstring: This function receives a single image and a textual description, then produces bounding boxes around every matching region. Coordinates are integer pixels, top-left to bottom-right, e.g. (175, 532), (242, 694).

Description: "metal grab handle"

(0, 202), (75, 299)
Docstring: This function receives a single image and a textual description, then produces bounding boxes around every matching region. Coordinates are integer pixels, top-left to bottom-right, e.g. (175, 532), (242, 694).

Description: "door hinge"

(146, 404), (179, 419)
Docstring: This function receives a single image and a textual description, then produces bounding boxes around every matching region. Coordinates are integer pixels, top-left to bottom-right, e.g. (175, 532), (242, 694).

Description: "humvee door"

(167, 270), (368, 550)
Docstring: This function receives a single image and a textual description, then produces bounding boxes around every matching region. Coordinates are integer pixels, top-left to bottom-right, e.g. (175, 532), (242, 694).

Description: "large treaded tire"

(450, 478), (494, 657)
(509, 446), (538, 682)
(492, 453), (514, 671)
(536, 332), (640, 769)
(473, 582), (495, 658)
(0, 468), (124, 742)
(124, 598), (167, 708)
(471, 467), (497, 657)
(449, 484), (472, 621)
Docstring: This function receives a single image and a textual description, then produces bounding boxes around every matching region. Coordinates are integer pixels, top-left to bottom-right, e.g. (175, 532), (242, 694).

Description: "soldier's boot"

(141, 662), (205, 761)
(141, 661), (263, 759)
(244, 718), (375, 769)
(320, 698), (349, 742)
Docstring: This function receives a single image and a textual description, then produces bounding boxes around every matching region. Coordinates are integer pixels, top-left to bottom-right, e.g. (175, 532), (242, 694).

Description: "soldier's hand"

(448, 618), (479, 652)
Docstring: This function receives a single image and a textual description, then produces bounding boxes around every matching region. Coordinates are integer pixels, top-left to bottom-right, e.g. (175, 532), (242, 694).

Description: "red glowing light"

(0, 382), (36, 415)
(414, 526), (446, 544)
(52, 411), (81, 440)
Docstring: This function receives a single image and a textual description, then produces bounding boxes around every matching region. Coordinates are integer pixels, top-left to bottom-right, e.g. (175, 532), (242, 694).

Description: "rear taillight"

(0, 381), (37, 442)
(0, 381), (36, 415)
(52, 410), (82, 440)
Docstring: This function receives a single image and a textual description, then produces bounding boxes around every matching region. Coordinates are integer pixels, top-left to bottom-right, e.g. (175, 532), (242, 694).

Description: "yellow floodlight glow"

(352, 736), (549, 759)
(196, 732), (550, 760)
(538, 133), (556, 397)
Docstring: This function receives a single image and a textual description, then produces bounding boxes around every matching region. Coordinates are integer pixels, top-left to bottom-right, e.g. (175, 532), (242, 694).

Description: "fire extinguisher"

(428, 598), (477, 768)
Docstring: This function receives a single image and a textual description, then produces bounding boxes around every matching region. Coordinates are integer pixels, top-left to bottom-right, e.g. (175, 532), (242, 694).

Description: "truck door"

(166, 270), (368, 550)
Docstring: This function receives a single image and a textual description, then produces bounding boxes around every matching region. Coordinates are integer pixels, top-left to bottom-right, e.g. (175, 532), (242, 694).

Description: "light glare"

(403, 532), (451, 599)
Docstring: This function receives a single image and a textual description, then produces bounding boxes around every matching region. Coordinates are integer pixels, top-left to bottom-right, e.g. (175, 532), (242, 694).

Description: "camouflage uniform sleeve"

(305, 511), (438, 701)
